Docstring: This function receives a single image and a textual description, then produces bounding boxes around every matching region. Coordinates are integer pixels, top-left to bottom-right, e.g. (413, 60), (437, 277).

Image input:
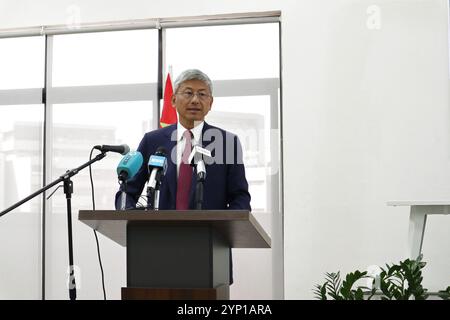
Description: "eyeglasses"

(177, 91), (211, 101)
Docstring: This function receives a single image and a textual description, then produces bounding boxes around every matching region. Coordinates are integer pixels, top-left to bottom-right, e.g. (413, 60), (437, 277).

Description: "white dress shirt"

(176, 121), (204, 177)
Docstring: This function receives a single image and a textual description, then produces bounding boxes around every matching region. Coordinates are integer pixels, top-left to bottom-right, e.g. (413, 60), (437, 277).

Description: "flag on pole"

(159, 72), (178, 128)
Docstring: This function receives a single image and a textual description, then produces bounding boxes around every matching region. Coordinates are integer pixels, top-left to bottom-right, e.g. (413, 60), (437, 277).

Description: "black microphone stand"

(117, 173), (129, 210)
(146, 185), (155, 210)
(194, 164), (206, 210)
(0, 152), (107, 300)
(195, 177), (205, 210)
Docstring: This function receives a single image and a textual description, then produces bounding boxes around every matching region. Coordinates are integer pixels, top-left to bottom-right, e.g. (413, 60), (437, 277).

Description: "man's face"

(172, 79), (213, 128)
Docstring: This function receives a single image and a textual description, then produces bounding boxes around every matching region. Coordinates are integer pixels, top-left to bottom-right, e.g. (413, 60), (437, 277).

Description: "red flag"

(159, 73), (178, 128)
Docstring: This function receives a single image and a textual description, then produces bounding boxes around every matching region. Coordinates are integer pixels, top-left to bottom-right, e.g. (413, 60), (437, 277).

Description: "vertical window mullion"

(42, 34), (54, 300)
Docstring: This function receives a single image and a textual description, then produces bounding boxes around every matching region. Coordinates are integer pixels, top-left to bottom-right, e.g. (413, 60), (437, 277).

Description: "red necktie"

(176, 130), (192, 210)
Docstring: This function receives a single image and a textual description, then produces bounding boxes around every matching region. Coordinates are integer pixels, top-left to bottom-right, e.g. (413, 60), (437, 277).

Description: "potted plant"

(314, 254), (450, 300)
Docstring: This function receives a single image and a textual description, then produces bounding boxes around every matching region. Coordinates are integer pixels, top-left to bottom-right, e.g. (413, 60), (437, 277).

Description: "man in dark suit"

(115, 69), (251, 211)
(114, 69), (251, 285)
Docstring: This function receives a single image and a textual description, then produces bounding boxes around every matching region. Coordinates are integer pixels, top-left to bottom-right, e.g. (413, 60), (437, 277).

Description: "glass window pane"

(166, 23), (279, 80)
(0, 37), (45, 89)
(208, 96), (271, 213)
(0, 104), (43, 299)
(166, 22), (280, 299)
(46, 101), (154, 299)
(52, 29), (158, 86)
(208, 95), (275, 299)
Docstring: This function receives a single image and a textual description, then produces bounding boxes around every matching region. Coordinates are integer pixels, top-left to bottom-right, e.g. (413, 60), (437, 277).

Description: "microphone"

(188, 144), (211, 181)
(188, 143), (211, 210)
(147, 147), (168, 189)
(94, 144), (130, 155)
(116, 151), (143, 210)
(146, 147), (168, 210)
(116, 151), (143, 182)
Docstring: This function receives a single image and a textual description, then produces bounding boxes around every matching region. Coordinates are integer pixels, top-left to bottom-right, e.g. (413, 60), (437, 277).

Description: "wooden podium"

(78, 210), (271, 300)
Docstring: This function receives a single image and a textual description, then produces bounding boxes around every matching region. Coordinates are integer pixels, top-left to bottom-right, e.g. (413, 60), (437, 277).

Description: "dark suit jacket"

(114, 122), (251, 285)
(115, 122), (251, 211)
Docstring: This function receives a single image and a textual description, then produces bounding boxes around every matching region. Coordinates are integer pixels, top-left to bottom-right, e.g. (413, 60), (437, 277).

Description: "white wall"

(281, 0), (450, 299)
(1, 0), (449, 299)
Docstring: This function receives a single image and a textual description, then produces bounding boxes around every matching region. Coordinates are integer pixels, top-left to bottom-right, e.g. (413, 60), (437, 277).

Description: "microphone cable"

(89, 147), (107, 300)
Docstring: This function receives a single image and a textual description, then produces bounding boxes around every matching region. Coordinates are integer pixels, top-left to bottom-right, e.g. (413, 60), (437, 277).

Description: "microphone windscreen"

(117, 151), (143, 179)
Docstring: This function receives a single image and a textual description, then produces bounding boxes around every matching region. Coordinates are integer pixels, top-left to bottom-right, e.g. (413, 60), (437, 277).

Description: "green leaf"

(354, 288), (364, 300)
(313, 283), (328, 300)
(438, 286), (450, 300)
(313, 255), (450, 301)
(325, 272), (342, 300)
(340, 270), (367, 300)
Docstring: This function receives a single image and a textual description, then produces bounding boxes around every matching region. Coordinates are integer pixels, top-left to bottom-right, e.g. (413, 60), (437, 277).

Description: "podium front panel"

(127, 223), (229, 288)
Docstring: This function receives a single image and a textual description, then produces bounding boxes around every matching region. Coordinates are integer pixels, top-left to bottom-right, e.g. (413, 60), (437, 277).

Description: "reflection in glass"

(166, 22), (280, 299)
(0, 104), (43, 299)
(51, 101), (154, 211)
(208, 96), (271, 214)
(45, 101), (154, 299)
